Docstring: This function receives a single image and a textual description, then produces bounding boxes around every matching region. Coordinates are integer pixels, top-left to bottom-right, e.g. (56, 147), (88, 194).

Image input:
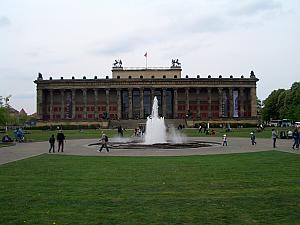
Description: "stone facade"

(34, 67), (259, 125)
(112, 67), (182, 79)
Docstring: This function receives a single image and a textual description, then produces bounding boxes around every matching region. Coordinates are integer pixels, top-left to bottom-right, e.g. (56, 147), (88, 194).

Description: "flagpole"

(144, 52), (148, 69)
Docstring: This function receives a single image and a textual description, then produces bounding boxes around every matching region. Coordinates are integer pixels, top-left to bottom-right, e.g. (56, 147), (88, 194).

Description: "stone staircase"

(165, 119), (187, 129)
(109, 119), (187, 129)
(109, 119), (147, 129)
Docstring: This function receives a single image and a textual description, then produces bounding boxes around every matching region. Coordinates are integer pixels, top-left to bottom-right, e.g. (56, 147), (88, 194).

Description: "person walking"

(222, 134), (228, 146)
(198, 124), (202, 133)
(250, 132), (256, 145)
(271, 128), (278, 148)
(117, 125), (123, 137)
(57, 130), (66, 152)
(98, 133), (109, 152)
(49, 134), (55, 153)
(292, 128), (299, 150)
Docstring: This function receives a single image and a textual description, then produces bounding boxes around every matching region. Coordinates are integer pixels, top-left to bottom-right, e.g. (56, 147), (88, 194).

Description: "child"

(98, 133), (109, 152)
(250, 132), (256, 145)
(222, 134), (227, 146)
(49, 134), (55, 153)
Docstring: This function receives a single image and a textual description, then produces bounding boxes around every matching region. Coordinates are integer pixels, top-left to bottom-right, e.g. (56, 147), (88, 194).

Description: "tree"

(285, 82), (300, 121)
(262, 89), (285, 121)
(262, 82), (300, 122)
(256, 97), (262, 115)
(0, 107), (11, 129)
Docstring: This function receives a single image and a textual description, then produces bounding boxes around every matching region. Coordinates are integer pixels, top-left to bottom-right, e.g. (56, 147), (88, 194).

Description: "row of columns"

(41, 87), (257, 120)
(47, 89), (111, 120)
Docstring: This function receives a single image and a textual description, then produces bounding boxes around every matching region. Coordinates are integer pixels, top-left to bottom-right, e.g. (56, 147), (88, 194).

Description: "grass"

(0, 127), (293, 142)
(2, 129), (130, 142)
(0, 151), (300, 224)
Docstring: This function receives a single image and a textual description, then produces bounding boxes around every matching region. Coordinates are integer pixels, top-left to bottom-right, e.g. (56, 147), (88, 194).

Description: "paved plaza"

(0, 137), (299, 165)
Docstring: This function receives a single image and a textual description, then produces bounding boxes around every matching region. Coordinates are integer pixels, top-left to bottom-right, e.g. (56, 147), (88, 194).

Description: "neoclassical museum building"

(34, 60), (259, 127)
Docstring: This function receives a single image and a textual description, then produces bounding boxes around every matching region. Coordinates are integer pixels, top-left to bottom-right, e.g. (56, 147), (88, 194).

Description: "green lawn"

(0, 127), (292, 142)
(2, 129), (131, 142)
(0, 151), (299, 224)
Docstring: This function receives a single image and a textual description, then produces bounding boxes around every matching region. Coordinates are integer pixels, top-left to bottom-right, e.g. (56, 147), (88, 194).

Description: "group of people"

(48, 130), (66, 153)
(198, 124), (215, 135)
(219, 126), (300, 149)
(45, 125), (299, 153)
(271, 128), (300, 149)
(134, 126), (145, 137)
(48, 130), (110, 153)
(222, 131), (256, 147)
(1, 128), (25, 143)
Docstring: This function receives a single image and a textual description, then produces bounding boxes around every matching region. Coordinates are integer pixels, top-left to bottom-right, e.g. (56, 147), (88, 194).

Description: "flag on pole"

(144, 52), (148, 68)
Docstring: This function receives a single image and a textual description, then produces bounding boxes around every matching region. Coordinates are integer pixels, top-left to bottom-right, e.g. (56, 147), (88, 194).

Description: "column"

(60, 89), (65, 120)
(196, 88), (200, 118)
(117, 89), (122, 119)
(250, 87), (257, 117)
(49, 89), (53, 120)
(173, 89), (178, 119)
(105, 89), (110, 119)
(218, 88), (223, 118)
(162, 88), (167, 117)
(207, 88), (212, 119)
(229, 88), (233, 118)
(185, 88), (189, 115)
(94, 89), (98, 119)
(151, 88), (155, 105)
(82, 89), (87, 119)
(37, 89), (43, 120)
(72, 89), (76, 119)
(140, 88), (144, 119)
(239, 87), (244, 117)
(128, 88), (133, 119)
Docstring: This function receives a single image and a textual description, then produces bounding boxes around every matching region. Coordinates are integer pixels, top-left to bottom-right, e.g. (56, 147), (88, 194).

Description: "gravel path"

(0, 137), (299, 165)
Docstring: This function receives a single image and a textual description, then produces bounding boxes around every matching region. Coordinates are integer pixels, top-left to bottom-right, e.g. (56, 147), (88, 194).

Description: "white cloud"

(0, 0), (299, 113)
(0, 16), (10, 27)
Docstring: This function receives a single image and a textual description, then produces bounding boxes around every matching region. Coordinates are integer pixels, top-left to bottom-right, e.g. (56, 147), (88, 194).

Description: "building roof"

(19, 108), (27, 116)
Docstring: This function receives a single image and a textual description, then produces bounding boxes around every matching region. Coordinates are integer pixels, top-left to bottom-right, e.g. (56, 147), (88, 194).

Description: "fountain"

(144, 97), (166, 144)
(88, 97), (220, 150)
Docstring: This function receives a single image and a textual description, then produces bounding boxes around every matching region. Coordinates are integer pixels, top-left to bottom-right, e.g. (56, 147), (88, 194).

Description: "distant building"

(19, 108), (27, 116)
(34, 61), (259, 126)
(7, 107), (19, 117)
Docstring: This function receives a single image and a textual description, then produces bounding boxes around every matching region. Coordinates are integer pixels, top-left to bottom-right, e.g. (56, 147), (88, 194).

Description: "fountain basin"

(89, 138), (220, 150)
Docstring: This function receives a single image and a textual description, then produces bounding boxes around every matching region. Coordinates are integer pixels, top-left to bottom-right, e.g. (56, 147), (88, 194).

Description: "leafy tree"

(0, 107), (11, 127)
(262, 82), (300, 122)
(262, 89), (285, 121)
(277, 91), (288, 119)
(285, 82), (300, 121)
(256, 97), (262, 115)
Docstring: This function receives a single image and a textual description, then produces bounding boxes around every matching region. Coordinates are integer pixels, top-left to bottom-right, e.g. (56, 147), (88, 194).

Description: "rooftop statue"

(171, 59), (181, 67)
(113, 59), (123, 68)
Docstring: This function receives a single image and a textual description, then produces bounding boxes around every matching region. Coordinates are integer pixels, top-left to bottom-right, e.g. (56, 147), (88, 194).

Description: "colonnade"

(37, 86), (257, 120)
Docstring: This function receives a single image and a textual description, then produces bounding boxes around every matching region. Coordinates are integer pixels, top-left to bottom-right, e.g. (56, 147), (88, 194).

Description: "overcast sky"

(0, 0), (299, 114)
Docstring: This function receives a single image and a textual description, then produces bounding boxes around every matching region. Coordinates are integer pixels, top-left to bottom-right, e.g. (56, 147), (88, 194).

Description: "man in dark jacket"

(49, 134), (55, 153)
(292, 128), (299, 150)
(57, 130), (66, 152)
